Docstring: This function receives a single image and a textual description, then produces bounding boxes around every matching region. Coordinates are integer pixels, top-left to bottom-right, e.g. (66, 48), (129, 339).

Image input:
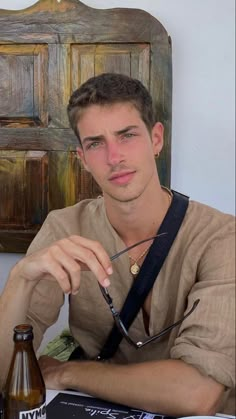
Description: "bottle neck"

(14, 340), (34, 349)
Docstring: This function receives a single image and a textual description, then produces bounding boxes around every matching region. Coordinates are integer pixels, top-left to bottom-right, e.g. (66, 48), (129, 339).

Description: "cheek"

(132, 141), (155, 161)
(84, 151), (105, 173)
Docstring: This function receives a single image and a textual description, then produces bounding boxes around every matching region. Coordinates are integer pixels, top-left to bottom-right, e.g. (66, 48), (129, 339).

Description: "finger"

(46, 238), (109, 290)
(58, 236), (112, 287)
(41, 250), (75, 294)
(49, 245), (81, 294)
(69, 235), (113, 275)
(78, 248), (111, 288)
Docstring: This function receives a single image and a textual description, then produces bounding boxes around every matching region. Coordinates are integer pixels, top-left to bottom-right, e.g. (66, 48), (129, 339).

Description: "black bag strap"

(98, 190), (189, 360)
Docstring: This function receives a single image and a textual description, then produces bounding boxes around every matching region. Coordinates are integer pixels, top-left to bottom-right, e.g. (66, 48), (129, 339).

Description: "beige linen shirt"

(26, 197), (235, 414)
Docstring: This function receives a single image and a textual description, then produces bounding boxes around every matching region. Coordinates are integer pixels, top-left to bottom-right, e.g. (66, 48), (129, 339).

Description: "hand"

(38, 355), (66, 390)
(14, 235), (113, 294)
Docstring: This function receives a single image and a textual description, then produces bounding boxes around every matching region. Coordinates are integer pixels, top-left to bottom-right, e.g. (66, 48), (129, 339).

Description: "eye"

(122, 132), (136, 139)
(86, 141), (102, 150)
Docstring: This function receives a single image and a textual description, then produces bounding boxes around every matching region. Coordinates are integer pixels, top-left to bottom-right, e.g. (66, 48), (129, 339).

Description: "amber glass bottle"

(3, 324), (46, 419)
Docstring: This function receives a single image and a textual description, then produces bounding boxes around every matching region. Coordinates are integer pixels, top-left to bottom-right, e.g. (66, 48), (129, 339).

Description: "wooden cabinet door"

(0, 0), (172, 252)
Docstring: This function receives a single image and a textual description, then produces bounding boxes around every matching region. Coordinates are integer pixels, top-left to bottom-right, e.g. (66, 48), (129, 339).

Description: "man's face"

(77, 102), (163, 204)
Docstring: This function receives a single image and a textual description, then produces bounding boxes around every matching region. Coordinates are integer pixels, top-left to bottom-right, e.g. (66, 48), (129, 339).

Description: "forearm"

(50, 359), (224, 416)
(0, 263), (36, 388)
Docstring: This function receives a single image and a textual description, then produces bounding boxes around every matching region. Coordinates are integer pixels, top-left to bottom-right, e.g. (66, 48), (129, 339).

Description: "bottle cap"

(13, 324), (34, 341)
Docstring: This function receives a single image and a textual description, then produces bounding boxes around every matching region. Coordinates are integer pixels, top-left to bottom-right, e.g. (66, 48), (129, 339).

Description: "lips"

(108, 170), (136, 185)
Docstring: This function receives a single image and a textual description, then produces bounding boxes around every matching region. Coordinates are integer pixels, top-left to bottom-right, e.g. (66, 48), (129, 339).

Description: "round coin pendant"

(130, 262), (140, 275)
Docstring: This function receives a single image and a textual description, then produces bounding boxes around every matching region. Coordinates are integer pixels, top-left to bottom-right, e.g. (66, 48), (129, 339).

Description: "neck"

(104, 182), (171, 247)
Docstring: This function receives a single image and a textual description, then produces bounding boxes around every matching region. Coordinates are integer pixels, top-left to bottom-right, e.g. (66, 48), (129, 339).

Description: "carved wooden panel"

(71, 44), (150, 90)
(0, 0), (172, 252)
(0, 150), (48, 227)
(0, 150), (48, 252)
(0, 44), (48, 127)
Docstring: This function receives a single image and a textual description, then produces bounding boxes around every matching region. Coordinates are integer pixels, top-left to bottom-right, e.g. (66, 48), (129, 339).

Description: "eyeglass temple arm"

(112, 311), (140, 349)
(110, 232), (167, 261)
(99, 285), (200, 350)
(98, 284), (138, 349)
(99, 233), (168, 304)
(114, 298), (200, 349)
(137, 299), (200, 348)
(99, 232), (167, 307)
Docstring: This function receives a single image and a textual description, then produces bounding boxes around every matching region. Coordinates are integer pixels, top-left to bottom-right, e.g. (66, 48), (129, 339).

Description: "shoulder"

(27, 197), (105, 254)
(168, 198), (235, 266)
(183, 199), (235, 237)
(48, 197), (104, 231)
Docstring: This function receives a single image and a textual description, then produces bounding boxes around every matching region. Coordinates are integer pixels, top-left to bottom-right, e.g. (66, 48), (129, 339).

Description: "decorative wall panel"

(0, 0), (172, 252)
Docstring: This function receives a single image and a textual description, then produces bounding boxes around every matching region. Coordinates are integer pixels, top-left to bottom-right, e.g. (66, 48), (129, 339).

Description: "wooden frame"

(0, 0), (172, 252)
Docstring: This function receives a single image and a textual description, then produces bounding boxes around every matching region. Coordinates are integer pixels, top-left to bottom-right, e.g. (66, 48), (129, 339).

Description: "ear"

(151, 122), (164, 155)
(76, 146), (91, 172)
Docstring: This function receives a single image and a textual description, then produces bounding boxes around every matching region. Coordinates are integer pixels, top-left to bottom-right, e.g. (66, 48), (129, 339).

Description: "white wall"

(0, 0), (235, 343)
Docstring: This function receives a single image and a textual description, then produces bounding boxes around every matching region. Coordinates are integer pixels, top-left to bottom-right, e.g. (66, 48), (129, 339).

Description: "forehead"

(77, 102), (143, 133)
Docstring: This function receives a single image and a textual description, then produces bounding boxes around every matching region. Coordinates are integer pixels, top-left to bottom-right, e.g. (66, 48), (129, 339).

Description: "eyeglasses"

(99, 235), (200, 350)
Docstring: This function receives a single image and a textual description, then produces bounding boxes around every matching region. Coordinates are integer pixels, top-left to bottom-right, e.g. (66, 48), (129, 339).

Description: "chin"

(106, 189), (144, 203)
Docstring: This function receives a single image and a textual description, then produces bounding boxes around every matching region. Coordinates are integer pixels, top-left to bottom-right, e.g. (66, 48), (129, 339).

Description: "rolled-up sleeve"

(171, 227), (235, 389)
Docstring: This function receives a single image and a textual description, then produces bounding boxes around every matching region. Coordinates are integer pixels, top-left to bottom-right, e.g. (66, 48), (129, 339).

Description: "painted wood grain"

(0, 0), (172, 252)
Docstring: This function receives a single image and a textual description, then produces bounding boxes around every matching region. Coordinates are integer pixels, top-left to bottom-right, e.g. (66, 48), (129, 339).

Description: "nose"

(106, 141), (124, 166)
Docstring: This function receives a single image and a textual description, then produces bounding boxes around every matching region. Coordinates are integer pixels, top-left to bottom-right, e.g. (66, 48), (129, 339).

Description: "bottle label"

(19, 402), (46, 418)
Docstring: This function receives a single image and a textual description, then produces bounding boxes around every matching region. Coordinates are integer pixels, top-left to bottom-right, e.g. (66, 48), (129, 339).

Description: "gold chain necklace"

(129, 244), (151, 276)
(162, 186), (173, 204)
(128, 187), (173, 276)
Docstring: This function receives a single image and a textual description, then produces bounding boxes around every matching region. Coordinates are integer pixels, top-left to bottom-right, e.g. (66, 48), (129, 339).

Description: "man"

(0, 73), (235, 415)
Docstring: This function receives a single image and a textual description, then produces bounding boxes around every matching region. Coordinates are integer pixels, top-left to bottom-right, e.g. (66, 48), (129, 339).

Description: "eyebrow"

(82, 125), (139, 145)
(114, 125), (139, 136)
